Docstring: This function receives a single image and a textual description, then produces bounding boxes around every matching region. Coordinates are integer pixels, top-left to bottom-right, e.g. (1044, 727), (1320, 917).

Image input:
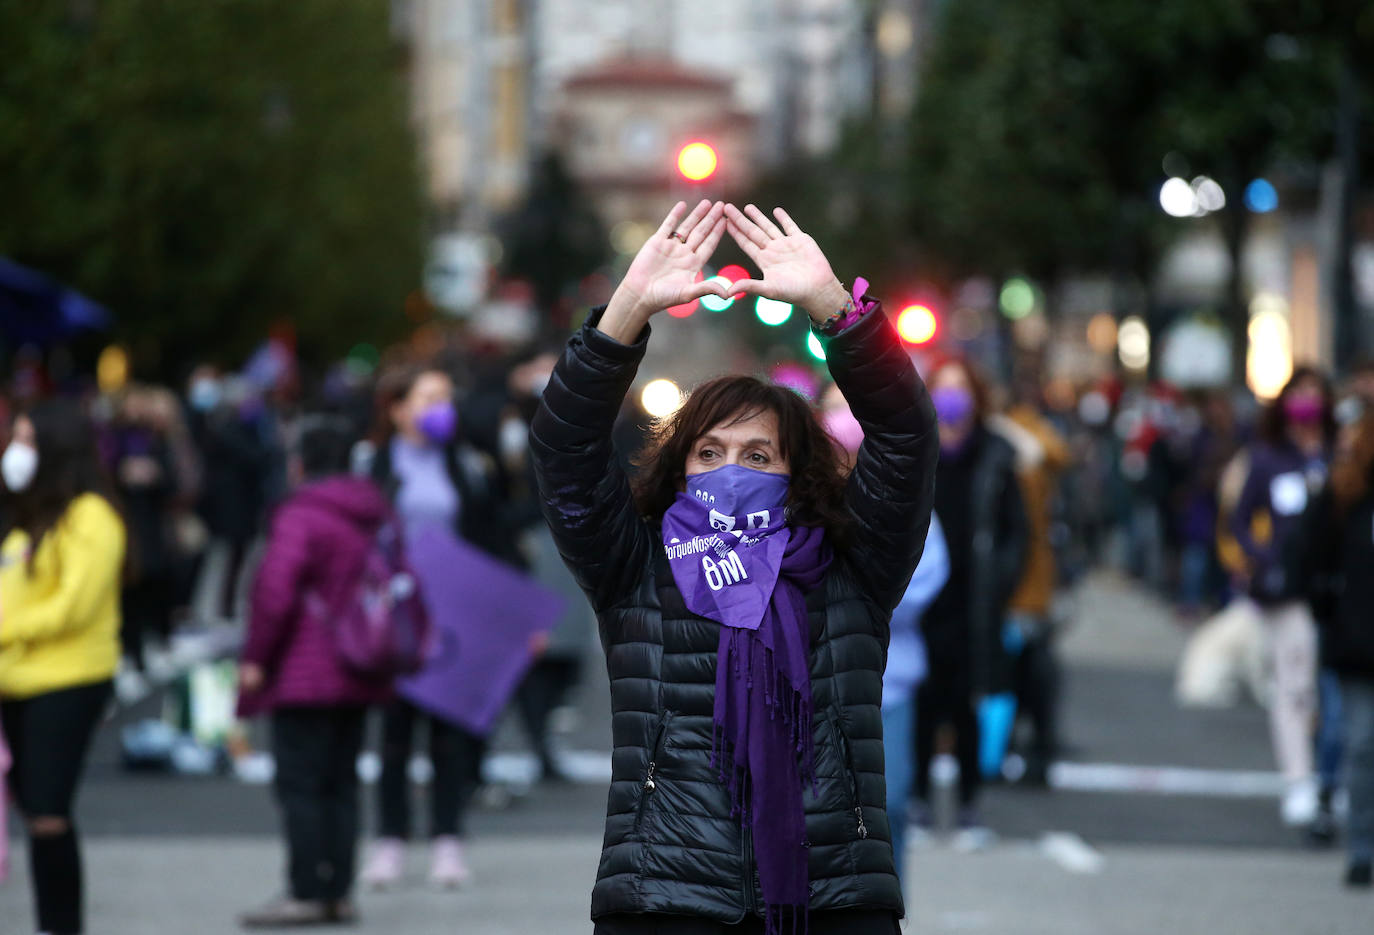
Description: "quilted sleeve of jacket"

(822, 304), (939, 617)
(529, 309), (653, 614)
(240, 501), (311, 670)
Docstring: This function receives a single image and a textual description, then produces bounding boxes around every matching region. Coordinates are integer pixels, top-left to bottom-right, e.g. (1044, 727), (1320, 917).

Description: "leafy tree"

(0, 1), (423, 375)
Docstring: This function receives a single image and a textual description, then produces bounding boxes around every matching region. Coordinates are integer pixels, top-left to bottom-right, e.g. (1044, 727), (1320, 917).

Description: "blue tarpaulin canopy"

(0, 257), (112, 345)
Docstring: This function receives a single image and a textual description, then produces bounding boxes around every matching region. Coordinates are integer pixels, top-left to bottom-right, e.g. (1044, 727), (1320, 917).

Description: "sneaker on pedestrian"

(238, 895), (331, 928)
(952, 806), (997, 852)
(360, 838), (405, 889)
(326, 899), (359, 924)
(1306, 789), (1339, 847)
(1280, 777), (1320, 827)
(429, 835), (472, 888)
(1345, 860), (1372, 888)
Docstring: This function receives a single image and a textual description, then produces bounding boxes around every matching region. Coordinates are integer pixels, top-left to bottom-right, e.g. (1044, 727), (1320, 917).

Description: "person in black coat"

(531, 200), (938, 934)
(1292, 408), (1374, 888)
(914, 356), (1028, 838)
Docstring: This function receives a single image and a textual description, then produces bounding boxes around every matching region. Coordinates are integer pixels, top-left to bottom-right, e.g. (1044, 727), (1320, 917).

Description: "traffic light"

(896, 303), (938, 346)
(677, 142), (718, 183)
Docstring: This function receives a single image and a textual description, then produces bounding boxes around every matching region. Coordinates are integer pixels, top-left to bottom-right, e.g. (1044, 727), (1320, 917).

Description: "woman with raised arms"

(531, 200), (938, 934)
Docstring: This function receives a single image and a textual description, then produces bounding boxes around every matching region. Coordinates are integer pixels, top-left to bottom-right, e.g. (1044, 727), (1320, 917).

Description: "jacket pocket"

(828, 710), (868, 840)
(633, 710), (673, 836)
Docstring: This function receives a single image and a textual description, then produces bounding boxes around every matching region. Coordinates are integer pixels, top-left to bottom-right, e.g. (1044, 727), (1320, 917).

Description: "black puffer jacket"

(530, 306), (937, 924)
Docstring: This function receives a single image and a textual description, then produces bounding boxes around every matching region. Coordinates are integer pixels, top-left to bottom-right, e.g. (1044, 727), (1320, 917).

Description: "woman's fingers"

(724, 203), (770, 250)
(654, 201), (689, 240)
(727, 278), (770, 298)
(672, 199), (714, 244)
(685, 202), (725, 251)
(683, 278), (730, 302)
(744, 204), (784, 240)
(773, 207), (803, 237)
(725, 220), (765, 263)
(695, 214), (728, 260)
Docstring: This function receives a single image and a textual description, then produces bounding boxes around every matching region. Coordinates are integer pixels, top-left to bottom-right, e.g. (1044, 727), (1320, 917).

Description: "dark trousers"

(378, 699), (484, 839)
(271, 706), (367, 902)
(516, 656), (581, 775)
(1012, 625), (1060, 771)
(914, 661), (981, 807)
(2, 679), (111, 935)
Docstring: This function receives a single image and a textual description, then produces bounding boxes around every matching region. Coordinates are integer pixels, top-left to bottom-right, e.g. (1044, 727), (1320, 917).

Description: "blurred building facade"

(393, 0), (532, 227)
(393, 0), (932, 233)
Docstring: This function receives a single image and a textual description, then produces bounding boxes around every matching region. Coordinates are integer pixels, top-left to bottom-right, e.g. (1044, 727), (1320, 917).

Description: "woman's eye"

(749, 452), (768, 464)
(698, 449), (717, 460)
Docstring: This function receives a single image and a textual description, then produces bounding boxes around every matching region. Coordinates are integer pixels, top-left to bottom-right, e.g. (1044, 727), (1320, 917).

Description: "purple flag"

(397, 526), (567, 736)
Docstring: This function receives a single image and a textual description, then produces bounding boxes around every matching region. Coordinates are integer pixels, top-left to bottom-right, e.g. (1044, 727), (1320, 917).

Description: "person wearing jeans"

(236, 418), (394, 927)
(0, 399), (127, 935)
(882, 515), (949, 884)
(1292, 406), (1374, 887)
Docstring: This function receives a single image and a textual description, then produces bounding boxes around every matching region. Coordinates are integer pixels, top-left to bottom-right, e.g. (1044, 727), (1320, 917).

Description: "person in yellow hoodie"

(0, 398), (126, 935)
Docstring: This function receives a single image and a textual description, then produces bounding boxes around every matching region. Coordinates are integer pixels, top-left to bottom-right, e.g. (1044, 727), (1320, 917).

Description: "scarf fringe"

(764, 903), (809, 935)
(712, 637), (815, 818)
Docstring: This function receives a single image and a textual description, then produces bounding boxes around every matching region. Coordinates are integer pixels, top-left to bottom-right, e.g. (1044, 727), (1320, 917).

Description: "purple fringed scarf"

(662, 466), (832, 934)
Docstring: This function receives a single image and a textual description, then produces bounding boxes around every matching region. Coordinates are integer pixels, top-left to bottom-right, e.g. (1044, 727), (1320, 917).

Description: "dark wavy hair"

(2, 398), (120, 573)
(1259, 365), (1336, 447)
(632, 376), (852, 546)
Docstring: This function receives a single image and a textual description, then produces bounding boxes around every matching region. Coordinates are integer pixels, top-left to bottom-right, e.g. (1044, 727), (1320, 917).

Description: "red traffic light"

(677, 142), (718, 182)
(896, 304), (938, 345)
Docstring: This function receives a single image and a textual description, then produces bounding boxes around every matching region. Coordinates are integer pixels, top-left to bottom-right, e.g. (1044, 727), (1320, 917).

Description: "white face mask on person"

(2, 441), (38, 492)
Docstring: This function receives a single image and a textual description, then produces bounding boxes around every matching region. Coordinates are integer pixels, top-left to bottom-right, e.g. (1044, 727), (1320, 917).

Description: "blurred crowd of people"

(3, 318), (1374, 933)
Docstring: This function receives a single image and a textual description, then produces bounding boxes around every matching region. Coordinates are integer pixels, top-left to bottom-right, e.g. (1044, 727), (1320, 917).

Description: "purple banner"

(397, 526), (566, 737)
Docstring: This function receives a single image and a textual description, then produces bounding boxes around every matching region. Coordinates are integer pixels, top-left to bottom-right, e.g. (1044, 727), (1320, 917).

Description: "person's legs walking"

(361, 700), (415, 887)
(427, 717), (484, 886)
(1266, 602), (1319, 825)
(322, 709), (366, 904)
(1341, 678), (1374, 885)
(3, 680), (110, 935)
(881, 698), (915, 886)
(270, 709), (331, 903)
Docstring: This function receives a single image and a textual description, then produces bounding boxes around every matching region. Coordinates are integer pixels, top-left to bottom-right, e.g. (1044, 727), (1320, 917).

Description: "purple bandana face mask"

(417, 401), (457, 445)
(1283, 393), (1324, 426)
(662, 464), (792, 630)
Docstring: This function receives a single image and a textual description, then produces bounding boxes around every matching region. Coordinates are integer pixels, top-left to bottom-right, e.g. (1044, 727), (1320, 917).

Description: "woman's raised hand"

(599, 200), (728, 343)
(724, 204), (849, 325)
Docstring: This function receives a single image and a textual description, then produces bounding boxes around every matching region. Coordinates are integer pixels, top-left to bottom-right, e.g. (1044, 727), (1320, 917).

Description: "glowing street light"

(641, 379), (684, 419)
(677, 142), (718, 183)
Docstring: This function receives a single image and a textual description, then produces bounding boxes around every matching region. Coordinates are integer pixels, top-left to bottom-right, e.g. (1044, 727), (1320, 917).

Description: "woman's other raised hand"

(598, 200), (728, 344)
(723, 204), (849, 325)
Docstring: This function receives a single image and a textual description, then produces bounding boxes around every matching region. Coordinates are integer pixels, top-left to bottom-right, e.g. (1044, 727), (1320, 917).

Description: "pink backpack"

(322, 522), (433, 679)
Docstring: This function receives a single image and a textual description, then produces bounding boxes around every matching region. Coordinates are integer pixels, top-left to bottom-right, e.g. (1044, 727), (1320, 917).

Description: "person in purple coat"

(237, 416), (394, 929)
(1230, 366), (1336, 829)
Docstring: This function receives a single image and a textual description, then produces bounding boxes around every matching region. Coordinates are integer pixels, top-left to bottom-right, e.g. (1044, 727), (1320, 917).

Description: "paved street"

(3, 571), (1369, 933)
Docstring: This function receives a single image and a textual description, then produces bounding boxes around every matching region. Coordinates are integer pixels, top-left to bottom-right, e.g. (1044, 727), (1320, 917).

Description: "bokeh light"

(1117, 317), (1150, 370)
(1248, 293), (1292, 400)
(806, 331), (827, 362)
(641, 378), (684, 418)
(1086, 312), (1119, 355)
(1159, 177), (1196, 217)
(717, 264), (749, 284)
(699, 275), (736, 312)
(896, 304), (938, 345)
(999, 278), (1036, 320)
(1245, 178), (1279, 213)
(97, 345), (130, 394)
(755, 296), (793, 326)
(677, 142), (718, 182)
